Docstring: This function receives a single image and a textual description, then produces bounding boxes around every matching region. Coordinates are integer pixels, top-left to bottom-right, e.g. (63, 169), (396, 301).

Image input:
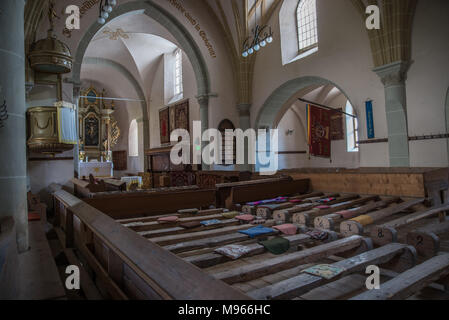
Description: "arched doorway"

(255, 76), (360, 171)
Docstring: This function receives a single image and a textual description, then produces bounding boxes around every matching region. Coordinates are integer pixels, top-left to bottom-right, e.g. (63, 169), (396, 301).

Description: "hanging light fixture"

(97, 0), (117, 25)
(241, 5), (273, 58)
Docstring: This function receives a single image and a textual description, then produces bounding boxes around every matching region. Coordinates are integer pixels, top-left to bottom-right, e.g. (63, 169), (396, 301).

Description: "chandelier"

(97, 0), (117, 25)
(242, 25), (273, 58)
(241, 8), (273, 58)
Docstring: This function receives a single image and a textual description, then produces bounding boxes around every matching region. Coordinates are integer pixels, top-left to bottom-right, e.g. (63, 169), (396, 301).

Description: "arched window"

(345, 101), (359, 152)
(218, 119), (236, 165)
(297, 0), (318, 53)
(174, 49), (183, 96)
(129, 119), (139, 157)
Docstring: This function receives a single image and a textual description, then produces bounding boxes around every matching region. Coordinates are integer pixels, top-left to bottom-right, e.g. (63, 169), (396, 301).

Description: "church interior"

(1, 0), (449, 302)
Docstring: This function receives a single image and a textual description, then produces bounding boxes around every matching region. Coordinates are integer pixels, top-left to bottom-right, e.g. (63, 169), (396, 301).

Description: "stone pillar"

(73, 85), (81, 176)
(197, 95), (210, 170)
(374, 61), (411, 167)
(237, 104), (252, 172)
(0, 0), (28, 252)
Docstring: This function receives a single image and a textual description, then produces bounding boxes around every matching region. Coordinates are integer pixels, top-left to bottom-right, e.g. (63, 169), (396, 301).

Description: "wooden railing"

(52, 190), (249, 300)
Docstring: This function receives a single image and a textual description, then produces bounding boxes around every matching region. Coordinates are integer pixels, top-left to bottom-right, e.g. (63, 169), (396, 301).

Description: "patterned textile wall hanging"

(172, 100), (190, 133)
(330, 109), (344, 141)
(159, 107), (170, 145)
(112, 150), (127, 171)
(307, 104), (331, 158)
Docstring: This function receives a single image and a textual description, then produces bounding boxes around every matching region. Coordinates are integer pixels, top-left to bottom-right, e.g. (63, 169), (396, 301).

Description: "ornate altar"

(78, 86), (120, 162)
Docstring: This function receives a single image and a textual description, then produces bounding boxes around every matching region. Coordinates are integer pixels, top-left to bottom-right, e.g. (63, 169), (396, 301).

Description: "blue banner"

(365, 101), (375, 139)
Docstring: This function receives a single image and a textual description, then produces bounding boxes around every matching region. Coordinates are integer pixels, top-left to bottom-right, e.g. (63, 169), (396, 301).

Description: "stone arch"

(72, 1), (210, 97)
(255, 76), (355, 130)
(72, 0), (211, 170)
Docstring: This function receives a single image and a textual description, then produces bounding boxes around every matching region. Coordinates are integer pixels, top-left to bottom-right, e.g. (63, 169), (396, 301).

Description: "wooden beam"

(248, 243), (416, 300)
(213, 236), (368, 285)
(407, 219), (449, 258)
(351, 254), (449, 300)
(340, 198), (425, 237)
(371, 203), (449, 246)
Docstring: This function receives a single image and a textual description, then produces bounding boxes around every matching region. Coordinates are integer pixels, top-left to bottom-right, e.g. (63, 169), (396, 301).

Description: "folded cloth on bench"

(238, 225), (275, 238)
(246, 197), (288, 206)
(235, 214), (255, 222)
(306, 230), (328, 241)
(338, 209), (357, 219)
(289, 199), (303, 204)
(179, 221), (202, 229)
(315, 205), (331, 210)
(302, 264), (346, 280)
(201, 219), (221, 226)
(273, 224), (298, 235)
(317, 197), (336, 204)
(178, 208), (199, 215)
(215, 245), (252, 260)
(351, 215), (374, 226)
(222, 211), (239, 219)
(259, 237), (290, 255)
(157, 216), (179, 223)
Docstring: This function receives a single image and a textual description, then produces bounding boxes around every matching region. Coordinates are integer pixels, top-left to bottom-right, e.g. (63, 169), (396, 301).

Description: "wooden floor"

(117, 191), (449, 300)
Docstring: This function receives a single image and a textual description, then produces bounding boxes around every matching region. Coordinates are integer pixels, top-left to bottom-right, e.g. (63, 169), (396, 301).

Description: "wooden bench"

(226, 179), (310, 209)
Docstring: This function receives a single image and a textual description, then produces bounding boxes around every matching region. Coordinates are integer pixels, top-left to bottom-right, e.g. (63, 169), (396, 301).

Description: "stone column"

(0, 0), (28, 252)
(374, 61), (411, 167)
(197, 95), (210, 171)
(237, 104), (252, 172)
(73, 85), (81, 176)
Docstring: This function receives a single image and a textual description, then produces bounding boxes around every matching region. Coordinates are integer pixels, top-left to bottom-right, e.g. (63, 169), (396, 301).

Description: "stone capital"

(373, 61), (411, 87)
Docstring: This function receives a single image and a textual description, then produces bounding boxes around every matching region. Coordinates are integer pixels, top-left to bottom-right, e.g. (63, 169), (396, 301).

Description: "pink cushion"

(273, 224), (298, 235)
(157, 216), (179, 223)
(235, 214), (255, 222)
(289, 199), (302, 204)
(316, 205), (331, 210)
(338, 210), (356, 219)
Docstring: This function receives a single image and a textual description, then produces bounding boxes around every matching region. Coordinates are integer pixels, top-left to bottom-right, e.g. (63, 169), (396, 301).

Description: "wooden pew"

(370, 203), (449, 246)
(53, 191), (249, 300)
(314, 197), (401, 231)
(351, 253), (449, 300)
(216, 177), (291, 208)
(292, 195), (364, 226)
(248, 243), (417, 300)
(340, 198), (425, 237)
(83, 188), (217, 220)
(185, 231), (338, 268)
(407, 219), (449, 258)
(213, 235), (372, 285)
(226, 179), (310, 209)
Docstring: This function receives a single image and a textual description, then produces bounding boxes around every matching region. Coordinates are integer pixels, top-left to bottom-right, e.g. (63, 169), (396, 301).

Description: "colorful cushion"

(215, 245), (251, 260)
(178, 208), (199, 215)
(157, 216), (179, 223)
(273, 224), (298, 235)
(200, 219), (221, 226)
(302, 264), (346, 280)
(222, 211), (239, 219)
(251, 219), (266, 225)
(338, 210), (356, 219)
(259, 237), (290, 255)
(179, 221), (202, 229)
(289, 199), (303, 204)
(235, 214), (255, 222)
(306, 230), (329, 241)
(238, 225), (275, 238)
(315, 205), (331, 210)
